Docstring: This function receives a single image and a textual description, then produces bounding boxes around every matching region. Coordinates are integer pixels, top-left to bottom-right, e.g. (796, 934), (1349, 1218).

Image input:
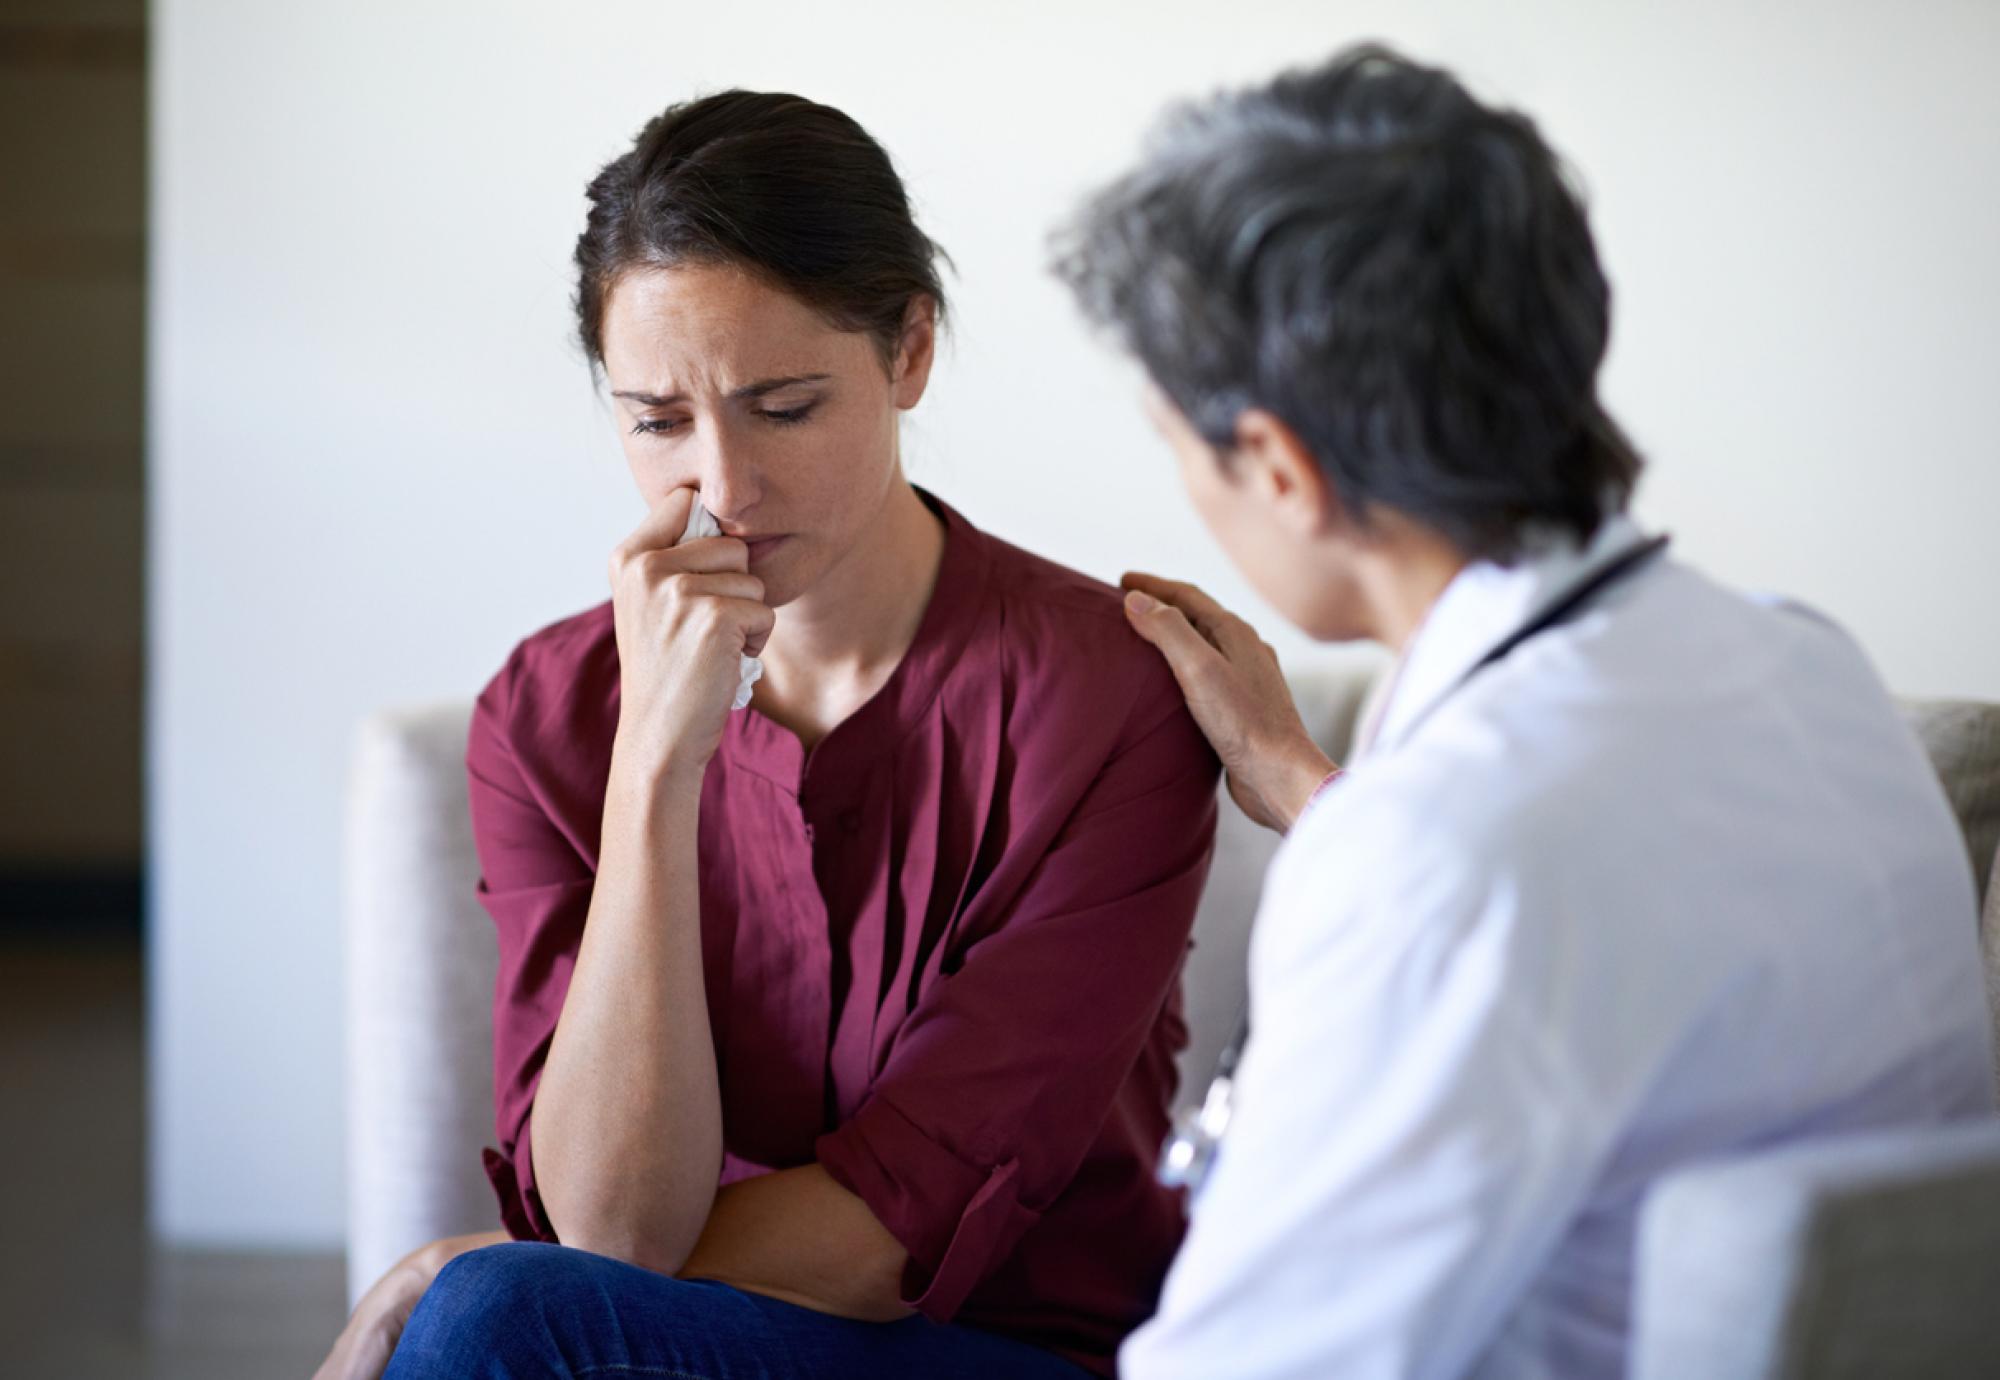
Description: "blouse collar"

(725, 486), (991, 802)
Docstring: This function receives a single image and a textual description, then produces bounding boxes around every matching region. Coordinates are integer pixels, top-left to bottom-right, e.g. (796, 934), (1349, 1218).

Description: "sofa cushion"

(1899, 699), (2000, 1082)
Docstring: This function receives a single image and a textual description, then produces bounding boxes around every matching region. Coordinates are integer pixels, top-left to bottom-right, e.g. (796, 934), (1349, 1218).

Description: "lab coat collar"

(1362, 512), (1648, 761)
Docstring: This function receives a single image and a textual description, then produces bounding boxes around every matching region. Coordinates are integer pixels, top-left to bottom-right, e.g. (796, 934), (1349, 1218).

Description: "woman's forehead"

(600, 262), (864, 393)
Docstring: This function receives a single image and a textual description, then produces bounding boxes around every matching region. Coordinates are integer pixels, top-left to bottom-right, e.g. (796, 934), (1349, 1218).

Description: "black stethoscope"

(1157, 533), (1674, 1196)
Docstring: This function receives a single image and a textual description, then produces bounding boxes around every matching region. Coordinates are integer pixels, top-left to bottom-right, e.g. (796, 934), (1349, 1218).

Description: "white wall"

(151, 0), (2000, 1246)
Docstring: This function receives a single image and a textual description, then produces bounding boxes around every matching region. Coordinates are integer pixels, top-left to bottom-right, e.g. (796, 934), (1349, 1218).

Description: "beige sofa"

(342, 670), (2000, 1376)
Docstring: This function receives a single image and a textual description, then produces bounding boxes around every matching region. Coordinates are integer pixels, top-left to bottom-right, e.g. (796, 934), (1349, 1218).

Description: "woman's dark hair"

(575, 90), (950, 372)
(1052, 45), (1642, 564)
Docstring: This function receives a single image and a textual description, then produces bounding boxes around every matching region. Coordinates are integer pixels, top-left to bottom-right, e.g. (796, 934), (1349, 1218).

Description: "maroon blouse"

(466, 489), (1220, 1375)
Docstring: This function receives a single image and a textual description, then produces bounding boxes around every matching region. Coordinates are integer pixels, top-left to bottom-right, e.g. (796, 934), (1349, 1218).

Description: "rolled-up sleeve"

(815, 671), (1221, 1321)
(465, 649), (594, 1244)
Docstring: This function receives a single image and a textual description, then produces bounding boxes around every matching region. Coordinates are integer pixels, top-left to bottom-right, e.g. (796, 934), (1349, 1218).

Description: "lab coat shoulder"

(1251, 747), (1594, 1096)
(1258, 717), (1583, 971)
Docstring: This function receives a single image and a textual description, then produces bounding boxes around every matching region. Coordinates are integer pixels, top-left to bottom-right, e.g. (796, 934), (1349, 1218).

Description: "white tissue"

(678, 497), (765, 711)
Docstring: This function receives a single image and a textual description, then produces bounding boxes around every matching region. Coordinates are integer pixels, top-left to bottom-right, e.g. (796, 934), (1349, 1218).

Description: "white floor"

(0, 937), (346, 1379)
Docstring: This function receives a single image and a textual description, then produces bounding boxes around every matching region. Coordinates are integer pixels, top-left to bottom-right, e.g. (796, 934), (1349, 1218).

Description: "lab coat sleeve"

(1121, 792), (1618, 1380)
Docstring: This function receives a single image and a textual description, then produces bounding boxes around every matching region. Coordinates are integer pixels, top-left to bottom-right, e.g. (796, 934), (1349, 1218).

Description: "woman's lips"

(743, 535), (789, 562)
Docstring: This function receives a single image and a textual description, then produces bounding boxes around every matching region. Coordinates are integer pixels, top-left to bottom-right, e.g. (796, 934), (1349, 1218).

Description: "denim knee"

(429, 1240), (556, 1314)
(388, 1241), (571, 1375)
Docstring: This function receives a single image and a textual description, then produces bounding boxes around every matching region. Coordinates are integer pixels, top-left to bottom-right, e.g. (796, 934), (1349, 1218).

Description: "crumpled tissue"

(678, 497), (765, 711)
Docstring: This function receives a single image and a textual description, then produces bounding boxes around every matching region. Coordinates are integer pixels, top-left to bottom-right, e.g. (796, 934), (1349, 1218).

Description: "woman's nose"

(693, 430), (762, 526)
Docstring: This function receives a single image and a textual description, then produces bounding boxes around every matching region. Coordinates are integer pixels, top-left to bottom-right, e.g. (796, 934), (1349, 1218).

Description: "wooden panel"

(0, 4), (144, 33)
(0, 486), (143, 643)
(0, 276), (144, 447)
(0, 21), (142, 69)
(0, 486), (143, 859)
(0, 229), (142, 279)
(0, 8), (146, 864)
(0, 438), (138, 488)
(0, 46), (145, 236)
(0, 678), (141, 858)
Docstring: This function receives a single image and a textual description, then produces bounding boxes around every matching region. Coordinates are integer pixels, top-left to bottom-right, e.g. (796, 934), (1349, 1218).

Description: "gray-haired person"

(1055, 44), (1994, 1380)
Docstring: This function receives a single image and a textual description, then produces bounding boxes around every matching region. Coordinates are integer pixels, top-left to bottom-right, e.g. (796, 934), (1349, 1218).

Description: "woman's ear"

(890, 295), (938, 409)
(1232, 408), (1343, 537)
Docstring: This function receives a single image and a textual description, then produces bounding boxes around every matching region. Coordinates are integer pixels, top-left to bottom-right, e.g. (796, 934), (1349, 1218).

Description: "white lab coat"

(1122, 515), (1996, 1380)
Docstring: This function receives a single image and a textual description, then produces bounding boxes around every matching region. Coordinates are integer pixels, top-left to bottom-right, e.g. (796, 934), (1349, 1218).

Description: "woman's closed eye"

(756, 402), (817, 427)
(629, 403), (817, 438)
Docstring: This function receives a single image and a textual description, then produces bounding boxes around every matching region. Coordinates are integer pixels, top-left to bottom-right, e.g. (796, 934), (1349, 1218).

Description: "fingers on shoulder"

(1121, 570), (1256, 651)
(1118, 601), (1227, 715)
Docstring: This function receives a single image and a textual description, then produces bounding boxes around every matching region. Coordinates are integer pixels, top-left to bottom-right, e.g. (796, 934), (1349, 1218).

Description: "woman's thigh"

(381, 1241), (1089, 1380)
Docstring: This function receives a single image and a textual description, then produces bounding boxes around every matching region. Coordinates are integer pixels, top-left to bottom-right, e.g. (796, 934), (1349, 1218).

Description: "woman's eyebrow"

(610, 374), (833, 408)
(732, 373), (832, 399)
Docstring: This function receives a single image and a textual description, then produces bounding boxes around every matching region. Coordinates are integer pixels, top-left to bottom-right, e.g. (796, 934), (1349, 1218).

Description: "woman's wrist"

(609, 733), (709, 803)
(1273, 741), (1340, 833)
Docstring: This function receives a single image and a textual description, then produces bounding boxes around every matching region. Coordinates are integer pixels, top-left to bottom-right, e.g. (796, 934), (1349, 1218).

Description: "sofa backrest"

(340, 678), (2000, 1305)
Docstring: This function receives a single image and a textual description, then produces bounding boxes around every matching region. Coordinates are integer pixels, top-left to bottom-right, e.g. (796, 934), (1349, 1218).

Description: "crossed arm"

(495, 731), (911, 1318)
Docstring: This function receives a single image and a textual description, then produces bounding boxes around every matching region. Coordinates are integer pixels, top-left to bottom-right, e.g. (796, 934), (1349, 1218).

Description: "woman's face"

(599, 262), (932, 608)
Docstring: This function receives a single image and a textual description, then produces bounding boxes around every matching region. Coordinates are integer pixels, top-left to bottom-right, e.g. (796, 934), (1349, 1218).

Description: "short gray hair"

(1052, 45), (1641, 563)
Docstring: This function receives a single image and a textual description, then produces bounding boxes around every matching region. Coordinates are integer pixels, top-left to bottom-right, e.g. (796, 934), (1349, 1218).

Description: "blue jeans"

(382, 1242), (1094, 1379)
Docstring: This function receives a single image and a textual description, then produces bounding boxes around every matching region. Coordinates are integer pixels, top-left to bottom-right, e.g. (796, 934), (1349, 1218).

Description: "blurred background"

(2, 0), (1996, 1373)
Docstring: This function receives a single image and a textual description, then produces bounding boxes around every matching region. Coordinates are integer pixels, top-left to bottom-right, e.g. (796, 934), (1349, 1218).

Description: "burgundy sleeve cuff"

(481, 1116), (559, 1243)
(815, 1095), (1042, 1321)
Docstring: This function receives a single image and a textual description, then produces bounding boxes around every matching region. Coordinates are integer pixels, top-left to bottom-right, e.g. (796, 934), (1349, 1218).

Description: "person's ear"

(1231, 408), (1342, 537)
(890, 295), (938, 409)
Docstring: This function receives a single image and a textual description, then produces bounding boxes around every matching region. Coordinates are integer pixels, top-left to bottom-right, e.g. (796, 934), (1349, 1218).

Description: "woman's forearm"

(677, 1165), (911, 1321)
(528, 747), (723, 1272)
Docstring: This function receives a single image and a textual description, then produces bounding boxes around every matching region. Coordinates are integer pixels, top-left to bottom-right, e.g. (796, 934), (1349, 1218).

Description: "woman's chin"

(755, 561), (807, 610)
(755, 532), (850, 610)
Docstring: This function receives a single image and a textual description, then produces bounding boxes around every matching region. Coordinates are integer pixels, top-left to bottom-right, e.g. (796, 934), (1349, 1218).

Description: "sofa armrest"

(341, 700), (496, 1307)
(1633, 1118), (2000, 1380)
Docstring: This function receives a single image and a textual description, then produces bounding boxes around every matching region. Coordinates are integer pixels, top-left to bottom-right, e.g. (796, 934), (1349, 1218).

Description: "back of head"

(1054, 45), (1641, 565)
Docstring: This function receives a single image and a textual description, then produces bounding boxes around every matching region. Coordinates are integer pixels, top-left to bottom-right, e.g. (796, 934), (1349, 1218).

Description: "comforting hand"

(311, 1230), (508, 1380)
(1121, 572), (1338, 833)
(607, 486), (778, 785)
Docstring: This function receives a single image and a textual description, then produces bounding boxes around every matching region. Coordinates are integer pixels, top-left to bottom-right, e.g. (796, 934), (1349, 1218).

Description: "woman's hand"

(608, 487), (777, 787)
(1121, 572), (1338, 833)
(311, 1230), (507, 1380)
